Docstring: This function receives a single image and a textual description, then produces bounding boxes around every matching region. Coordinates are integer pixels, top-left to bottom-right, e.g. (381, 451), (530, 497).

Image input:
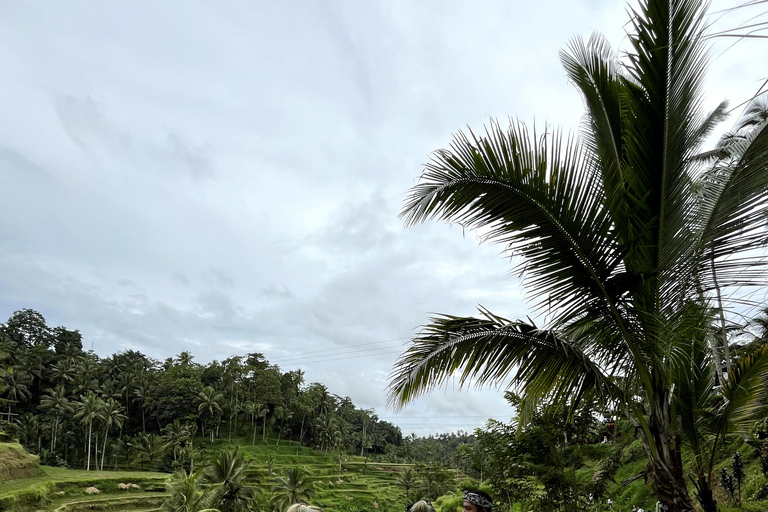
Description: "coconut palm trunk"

(86, 421), (92, 471)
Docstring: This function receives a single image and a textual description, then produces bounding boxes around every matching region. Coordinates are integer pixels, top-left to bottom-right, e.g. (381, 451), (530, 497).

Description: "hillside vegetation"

(0, 442), (41, 482)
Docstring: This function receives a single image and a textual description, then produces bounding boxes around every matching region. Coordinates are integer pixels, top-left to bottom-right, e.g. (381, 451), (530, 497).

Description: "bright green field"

(0, 435), (418, 512)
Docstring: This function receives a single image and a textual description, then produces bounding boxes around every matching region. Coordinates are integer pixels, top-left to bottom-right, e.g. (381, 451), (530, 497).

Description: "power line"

(379, 415), (492, 419)
(277, 348), (405, 366)
(271, 343), (405, 364)
(269, 336), (410, 363)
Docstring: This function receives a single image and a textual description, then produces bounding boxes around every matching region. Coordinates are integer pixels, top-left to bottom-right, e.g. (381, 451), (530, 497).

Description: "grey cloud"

(54, 94), (213, 180)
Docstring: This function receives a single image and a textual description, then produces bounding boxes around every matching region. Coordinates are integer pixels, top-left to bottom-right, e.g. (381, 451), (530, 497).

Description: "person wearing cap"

(463, 490), (493, 512)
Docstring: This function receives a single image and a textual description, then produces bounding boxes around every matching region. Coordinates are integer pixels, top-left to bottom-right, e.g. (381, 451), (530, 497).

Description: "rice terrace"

(3, 0), (768, 512)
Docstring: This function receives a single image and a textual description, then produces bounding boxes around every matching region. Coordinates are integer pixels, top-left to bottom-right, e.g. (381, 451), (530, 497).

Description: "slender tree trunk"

(86, 422), (92, 471)
(101, 428), (108, 471)
(252, 417), (257, 446)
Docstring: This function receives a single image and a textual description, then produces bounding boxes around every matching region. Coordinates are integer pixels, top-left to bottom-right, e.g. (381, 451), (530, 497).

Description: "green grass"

(0, 434), (417, 512)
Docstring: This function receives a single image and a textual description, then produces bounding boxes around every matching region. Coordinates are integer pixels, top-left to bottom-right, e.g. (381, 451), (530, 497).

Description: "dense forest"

(0, 308), (412, 471)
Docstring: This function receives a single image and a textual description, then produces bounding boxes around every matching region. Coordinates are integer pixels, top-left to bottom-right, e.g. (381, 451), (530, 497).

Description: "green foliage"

(271, 466), (314, 511)
(163, 469), (219, 512)
(474, 396), (597, 511)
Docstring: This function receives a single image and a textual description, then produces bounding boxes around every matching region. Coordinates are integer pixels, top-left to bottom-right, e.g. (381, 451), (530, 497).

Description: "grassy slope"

(0, 434), (414, 512)
(0, 443), (42, 482)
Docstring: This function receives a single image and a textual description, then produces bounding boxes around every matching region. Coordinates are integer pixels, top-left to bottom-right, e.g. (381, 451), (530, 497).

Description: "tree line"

(0, 308), (404, 472)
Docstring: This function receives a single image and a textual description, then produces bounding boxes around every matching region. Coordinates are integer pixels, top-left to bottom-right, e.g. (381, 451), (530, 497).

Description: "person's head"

(406, 500), (435, 512)
(286, 504), (324, 512)
(463, 490), (493, 512)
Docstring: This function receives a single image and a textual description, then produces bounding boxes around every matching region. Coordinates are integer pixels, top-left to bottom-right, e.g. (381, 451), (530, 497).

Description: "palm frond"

(400, 120), (635, 335)
(622, 0), (712, 307)
(715, 344), (768, 434)
(387, 309), (625, 422)
(695, 119), (768, 293)
(560, 34), (626, 236)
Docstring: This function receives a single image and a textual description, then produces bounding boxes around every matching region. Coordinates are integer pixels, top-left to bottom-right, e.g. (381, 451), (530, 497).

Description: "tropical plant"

(15, 412), (40, 451)
(131, 432), (166, 470)
(99, 397), (126, 470)
(0, 366), (31, 421)
(272, 467), (314, 511)
(387, 0), (768, 510)
(74, 391), (104, 471)
(163, 469), (220, 512)
(205, 446), (255, 512)
(163, 420), (192, 461)
(399, 469), (417, 501)
(40, 384), (71, 452)
(133, 379), (155, 433)
(197, 386), (224, 442)
(732, 452), (745, 506)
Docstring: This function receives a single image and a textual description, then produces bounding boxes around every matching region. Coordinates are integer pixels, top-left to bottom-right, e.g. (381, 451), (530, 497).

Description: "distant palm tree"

(73, 357), (99, 396)
(176, 351), (195, 366)
(0, 366), (31, 421)
(274, 405), (293, 447)
(272, 467), (314, 511)
(15, 412), (40, 451)
(49, 359), (75, 386)
(197, 386), (224, 442)
(131, 433), (166, 470)
(163, 420), (192, 462)
(398, 469), (416, 501)
(118, 372), (135, 419)
(163, 469), (219, 512)
(99, 398), (127, 470)
(133, 379), (155, 433)
(40, 385), (71, 452)
(74, 391), (104, 471)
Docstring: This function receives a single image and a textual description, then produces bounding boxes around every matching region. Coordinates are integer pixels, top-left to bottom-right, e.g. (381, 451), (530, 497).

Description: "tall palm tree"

(388, 1), (768, 511)
(40, 385), (71, 452)
(99, 398), (127, 471)
(198, 386), (224, 442)
(133, 379), (155, 433)
(118, 372), (135, 419)
(74, 391), (104, 471)
(49, 358), (75, 387)
(274, 405), (293, 447)
(398, 469), (416, 501)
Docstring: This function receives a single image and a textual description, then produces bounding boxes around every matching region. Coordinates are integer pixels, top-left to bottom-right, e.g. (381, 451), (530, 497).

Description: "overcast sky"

(1, 0), (765, 436)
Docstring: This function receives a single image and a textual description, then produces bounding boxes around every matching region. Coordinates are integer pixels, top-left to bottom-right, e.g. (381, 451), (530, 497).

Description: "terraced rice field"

(1, 438), (421, 512)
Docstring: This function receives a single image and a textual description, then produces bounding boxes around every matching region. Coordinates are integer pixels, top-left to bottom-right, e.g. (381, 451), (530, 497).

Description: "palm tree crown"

(389, 1), (768, 511)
